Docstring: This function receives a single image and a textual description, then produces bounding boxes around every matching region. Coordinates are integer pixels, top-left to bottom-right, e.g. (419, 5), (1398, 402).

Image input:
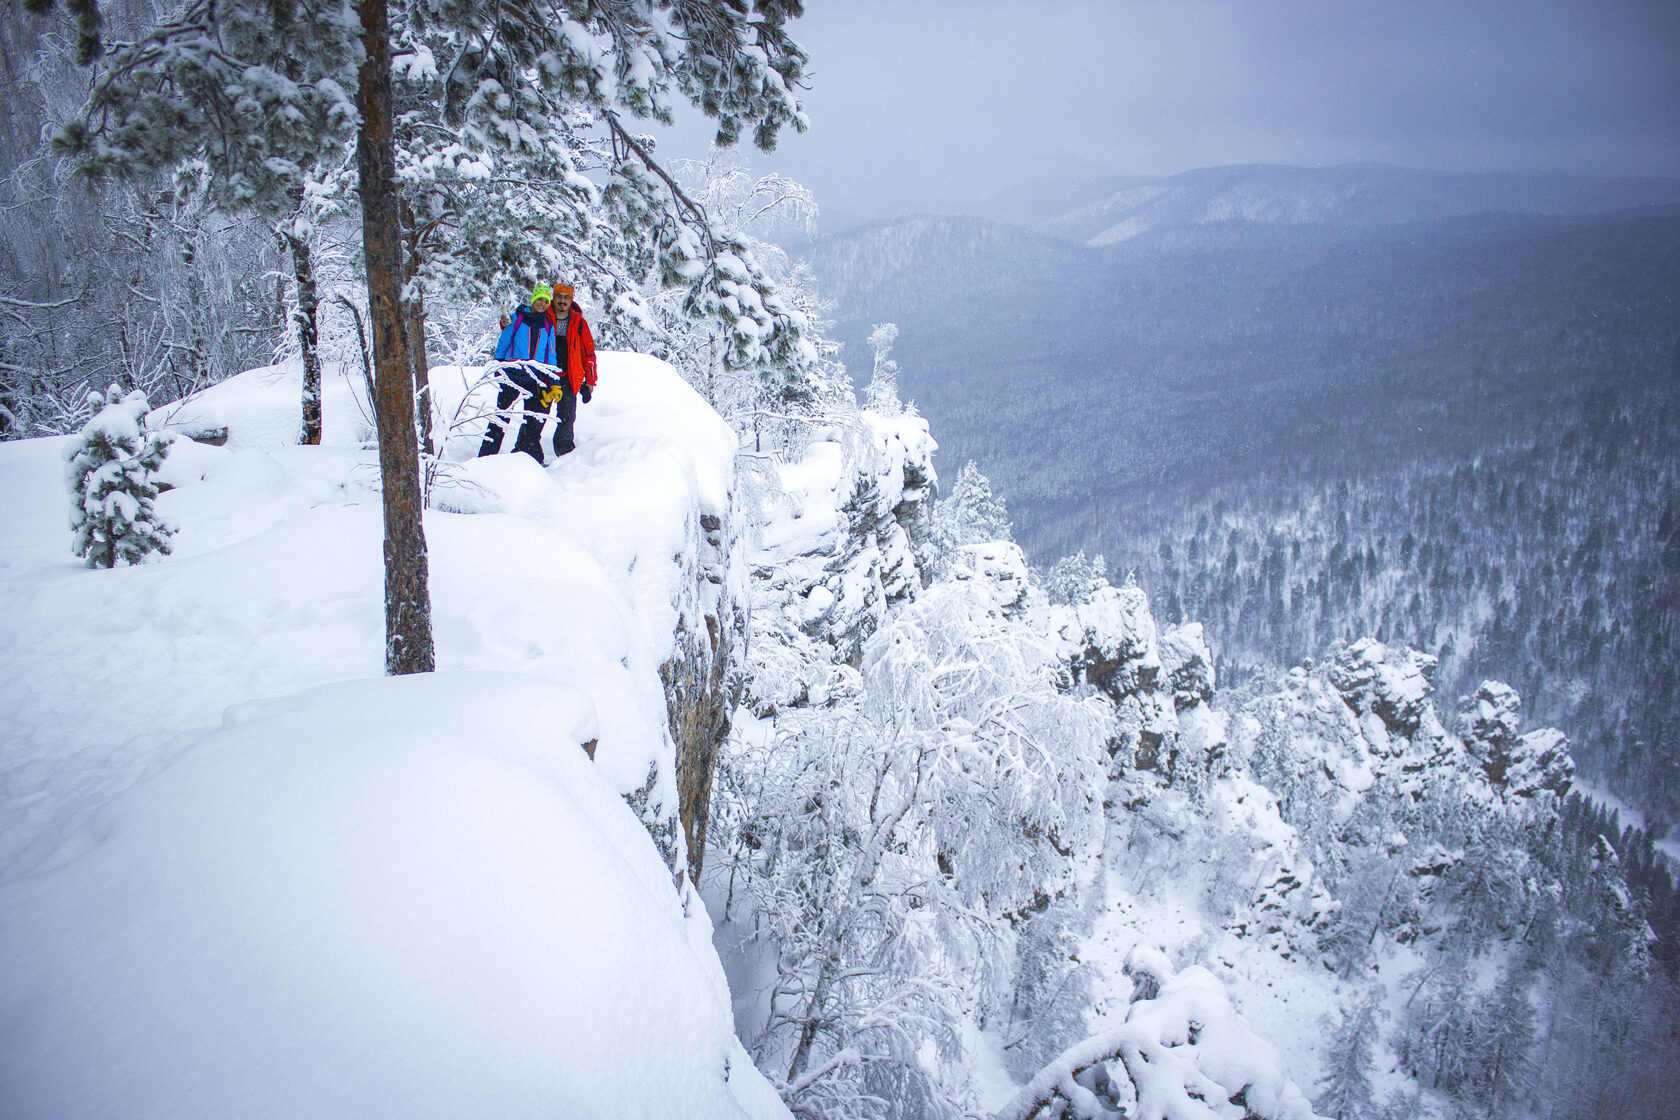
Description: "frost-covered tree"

(1316, 995), (1378, 1119)
(715, 578), (1107, 1116)
(1001, 948), (1325, 1120)
(0, 4), (285, 442)
(63, 383), (174, 568)
(918, 459), (1013, 582)
(864, 321), (903, 415)
(626, 155), (846, 454)
(938, 461), (1012, 545)
(1043, 550), (1109, 606)
(1474, 973), (1537, 1117)
(280, 159), (355, 446)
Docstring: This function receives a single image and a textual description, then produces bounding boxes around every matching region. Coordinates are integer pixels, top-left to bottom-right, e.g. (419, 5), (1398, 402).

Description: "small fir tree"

(937, 461), (1012, 545)
(63, 384), (175, 568)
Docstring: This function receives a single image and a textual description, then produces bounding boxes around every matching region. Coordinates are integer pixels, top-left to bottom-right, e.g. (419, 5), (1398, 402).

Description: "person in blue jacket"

(478, 281), (566, 461)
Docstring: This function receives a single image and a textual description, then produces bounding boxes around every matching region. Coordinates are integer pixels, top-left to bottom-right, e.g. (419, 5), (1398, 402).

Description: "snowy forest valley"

(3, 3), (1680, 1120)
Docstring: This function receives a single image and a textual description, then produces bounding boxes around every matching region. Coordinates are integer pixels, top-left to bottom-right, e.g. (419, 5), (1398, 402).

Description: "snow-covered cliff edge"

(0, 355), (788, 1119)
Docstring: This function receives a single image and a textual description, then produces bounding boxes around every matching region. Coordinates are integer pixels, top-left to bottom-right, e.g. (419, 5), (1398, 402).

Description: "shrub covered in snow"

(1000, 947), (1324, 1120)
(63, 384), (175, 568)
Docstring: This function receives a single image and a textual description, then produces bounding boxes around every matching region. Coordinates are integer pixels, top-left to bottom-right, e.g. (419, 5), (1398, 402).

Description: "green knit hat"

(531, 282), (553, 304)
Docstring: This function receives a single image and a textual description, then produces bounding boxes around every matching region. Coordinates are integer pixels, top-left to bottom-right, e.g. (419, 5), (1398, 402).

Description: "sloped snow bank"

(0, 673), (770, 1119)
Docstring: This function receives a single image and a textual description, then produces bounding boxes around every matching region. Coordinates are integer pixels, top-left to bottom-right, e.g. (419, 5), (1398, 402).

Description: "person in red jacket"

(538, 282), (597, 458)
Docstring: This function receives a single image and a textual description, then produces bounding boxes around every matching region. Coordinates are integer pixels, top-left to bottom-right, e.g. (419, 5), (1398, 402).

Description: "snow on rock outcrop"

(1506, 726), (1573, 803)
(1073, 605), (1577, 1094)
(1048, 583), (1162, 697)
(1458, 680), (1574, 804)
(1275, 639), (1573, 816)
(948, 539), (1032, 617)
(745, 410), (936, 712)
(1041, 584), (1225, 786)
(1158, 621), (1216, 712)
(1326, 637), (1438, 739)
(1, 354), (789, 1119)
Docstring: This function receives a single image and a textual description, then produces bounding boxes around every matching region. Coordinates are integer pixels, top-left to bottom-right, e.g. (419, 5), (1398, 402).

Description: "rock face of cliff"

(1040, 583), (1222, 787)
(665, 506), (744, 884)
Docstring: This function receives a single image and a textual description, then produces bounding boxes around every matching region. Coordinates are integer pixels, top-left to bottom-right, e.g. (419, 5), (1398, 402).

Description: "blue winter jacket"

(494, 306), (560, 367)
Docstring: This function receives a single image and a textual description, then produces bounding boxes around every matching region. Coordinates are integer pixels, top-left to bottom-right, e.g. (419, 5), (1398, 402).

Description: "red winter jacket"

(547, 303), (598, 394)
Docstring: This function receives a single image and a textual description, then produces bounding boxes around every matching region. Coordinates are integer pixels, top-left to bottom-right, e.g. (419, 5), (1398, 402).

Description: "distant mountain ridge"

(962, 162), (1680, 245)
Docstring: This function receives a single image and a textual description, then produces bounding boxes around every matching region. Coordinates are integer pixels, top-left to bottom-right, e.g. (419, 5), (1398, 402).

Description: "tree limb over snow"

(1000, 948), (1324, 1120)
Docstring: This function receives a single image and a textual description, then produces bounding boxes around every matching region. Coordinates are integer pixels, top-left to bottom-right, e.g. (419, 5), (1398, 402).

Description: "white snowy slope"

(0, 355), (789, 1120)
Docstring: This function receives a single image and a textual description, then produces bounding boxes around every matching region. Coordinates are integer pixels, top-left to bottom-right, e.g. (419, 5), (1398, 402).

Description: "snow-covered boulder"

(1043, 585), (1216, 781)
(1158, 621), (1216, 712)
(948, 539), (1031, 617)
(1048, 583), (1163, 699)
(1507, 727), (1573, 801)
(1458, 681), (1574, 804)
(1460, 679), (1522, 751)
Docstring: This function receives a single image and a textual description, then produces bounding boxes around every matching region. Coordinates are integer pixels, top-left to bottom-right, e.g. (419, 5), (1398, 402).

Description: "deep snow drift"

(0, 355), (786, 1119)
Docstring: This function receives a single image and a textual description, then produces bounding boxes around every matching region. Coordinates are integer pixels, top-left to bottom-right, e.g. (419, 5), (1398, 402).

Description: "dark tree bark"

(356, 0), (433, 674)
(286, 228), (323, 445)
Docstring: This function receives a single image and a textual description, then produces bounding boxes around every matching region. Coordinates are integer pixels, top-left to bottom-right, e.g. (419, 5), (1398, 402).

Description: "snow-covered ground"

(0, 356), (788, 1118)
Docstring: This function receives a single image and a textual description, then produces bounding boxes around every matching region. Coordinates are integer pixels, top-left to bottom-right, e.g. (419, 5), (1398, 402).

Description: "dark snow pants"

(477, 364), (576, 462)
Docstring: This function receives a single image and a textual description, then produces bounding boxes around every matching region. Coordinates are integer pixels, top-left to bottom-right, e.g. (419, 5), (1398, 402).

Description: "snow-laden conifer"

(919, 459), (1011, 582)
(1316, 995), (1379, 1119)
(48, 0), (813, 677)
(63, 384), (174, 568)
(1044, 550), (1109, 606)
(938, 460), (1012, 544)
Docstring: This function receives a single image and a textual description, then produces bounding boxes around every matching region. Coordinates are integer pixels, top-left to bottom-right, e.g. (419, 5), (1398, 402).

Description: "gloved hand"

(580, 382), (593, 404)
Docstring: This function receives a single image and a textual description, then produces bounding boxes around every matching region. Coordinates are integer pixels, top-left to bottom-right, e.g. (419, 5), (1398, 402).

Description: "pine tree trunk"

(287, 229), (323, 445)
(356, 0), (433, 675)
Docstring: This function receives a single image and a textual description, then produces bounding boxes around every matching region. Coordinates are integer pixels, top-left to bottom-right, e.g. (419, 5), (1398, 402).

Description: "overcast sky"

(662, 0), (1680, 219)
